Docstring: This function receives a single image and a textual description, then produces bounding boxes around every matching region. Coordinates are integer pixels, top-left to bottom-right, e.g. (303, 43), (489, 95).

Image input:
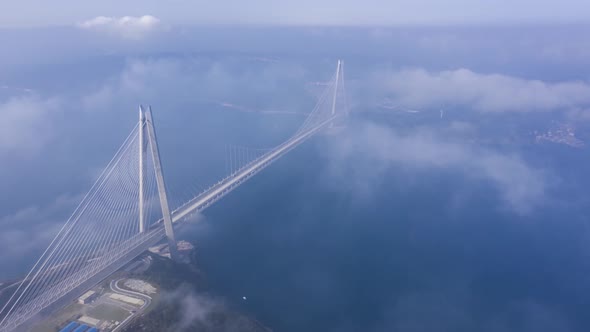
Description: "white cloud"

(78, 15), (161, 39)
(373, 68), (590, 113)
(327, 122), (547, 214)
(0, 194), (80, 279)
(159, 286), (263, 331)
(0, 95), (60, 154)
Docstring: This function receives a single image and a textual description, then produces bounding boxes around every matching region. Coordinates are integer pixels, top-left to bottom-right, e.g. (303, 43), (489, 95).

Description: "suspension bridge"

(0, 60), (347, 331)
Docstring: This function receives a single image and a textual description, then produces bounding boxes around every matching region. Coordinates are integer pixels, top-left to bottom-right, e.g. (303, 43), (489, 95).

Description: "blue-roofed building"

(59, 321), (79, 332)
(87, 328), (99, 332)
(72, 324), (89, 332)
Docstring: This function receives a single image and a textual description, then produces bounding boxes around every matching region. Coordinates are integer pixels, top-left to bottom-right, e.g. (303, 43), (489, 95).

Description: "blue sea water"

(181, 123), (590, 332)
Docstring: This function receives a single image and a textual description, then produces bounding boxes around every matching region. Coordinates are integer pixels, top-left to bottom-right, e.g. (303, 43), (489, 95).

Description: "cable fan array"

(0, 123), (166, 330)
(296, 60), (347, 136)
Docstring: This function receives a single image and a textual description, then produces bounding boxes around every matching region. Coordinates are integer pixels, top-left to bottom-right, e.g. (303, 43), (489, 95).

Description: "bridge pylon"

(330, 59), (348, 129)
(140, 105), (179, 261)
(139, 107), (147, 233)
(330, 60), (342, 119)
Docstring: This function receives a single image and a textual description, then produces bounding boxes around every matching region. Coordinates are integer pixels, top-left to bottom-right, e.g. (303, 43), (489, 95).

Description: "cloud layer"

(372, 68), (590, 113)
(0, 194), (79, 279)
(326, 121), (547, 214)
(156, 286), (267, 331)
(0, 96), (60, 154)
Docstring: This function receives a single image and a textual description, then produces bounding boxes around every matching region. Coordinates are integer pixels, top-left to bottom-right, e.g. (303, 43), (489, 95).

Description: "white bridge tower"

(139, 105), (179, 261)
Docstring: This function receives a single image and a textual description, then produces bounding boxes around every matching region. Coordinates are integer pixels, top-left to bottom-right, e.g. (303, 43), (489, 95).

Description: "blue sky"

(1, 0), (590, 27)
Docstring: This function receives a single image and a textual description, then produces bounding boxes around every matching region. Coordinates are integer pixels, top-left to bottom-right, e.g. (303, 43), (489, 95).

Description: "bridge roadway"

(0, 115), (338, 332)
(169, 114), (338, 223)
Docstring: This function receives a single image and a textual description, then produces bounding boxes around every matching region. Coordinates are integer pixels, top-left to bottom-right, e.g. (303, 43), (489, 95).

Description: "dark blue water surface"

(180, 124), (590, 332)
